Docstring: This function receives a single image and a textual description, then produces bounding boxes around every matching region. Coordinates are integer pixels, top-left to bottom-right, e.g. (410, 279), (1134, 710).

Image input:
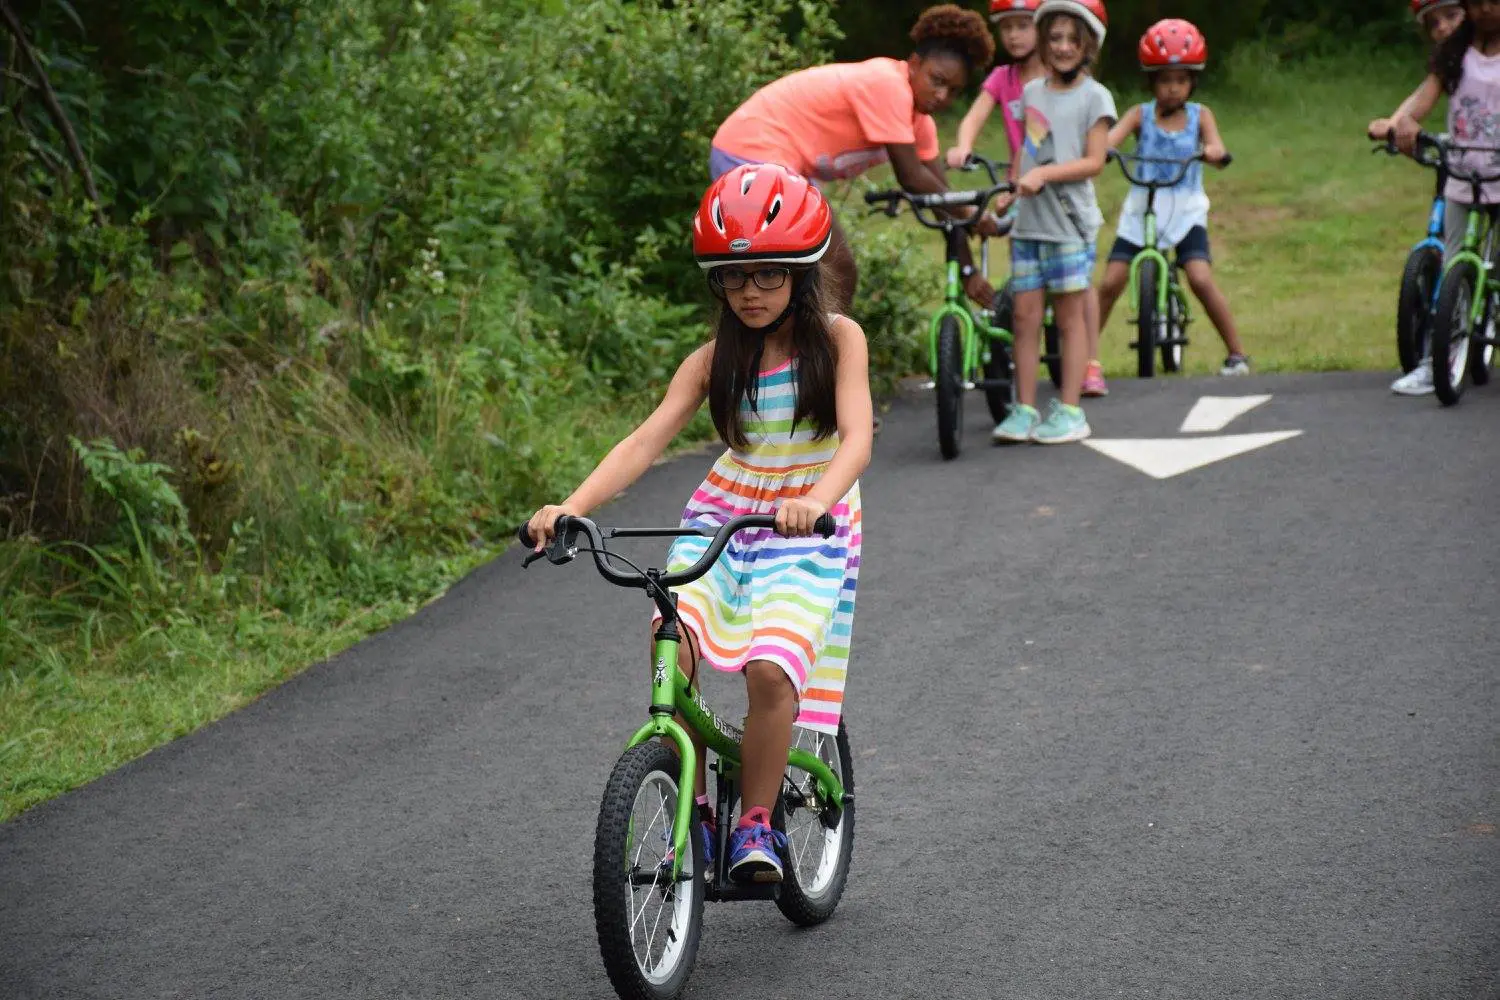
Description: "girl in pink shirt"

(947, 0), (1046, 175)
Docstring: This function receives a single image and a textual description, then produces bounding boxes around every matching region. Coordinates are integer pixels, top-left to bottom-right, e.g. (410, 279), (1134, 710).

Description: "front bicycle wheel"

(1397, 246), (1441, 374)
(985, 282), (1015, 424)
(774, 720), (855, 927)
(594, 742), (704, 1000)
(1043, 317), (1063, 389)
(1432, 261), (1477, 406)
(1136, 260), (1160, 378)
(936, 315), (964, 460)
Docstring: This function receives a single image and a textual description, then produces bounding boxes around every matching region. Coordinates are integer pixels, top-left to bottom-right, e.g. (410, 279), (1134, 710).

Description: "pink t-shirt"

(1446, 46), (1500, 205)
(713, 58), (940, 181)
(981, 65), (1026, 161)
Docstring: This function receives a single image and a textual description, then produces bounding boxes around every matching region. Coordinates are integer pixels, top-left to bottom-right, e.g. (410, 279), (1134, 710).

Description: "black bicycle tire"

(1471, 286), (1496, 387)
(985, 283), (1014, 423)
(1397, 246), (1441, 374)
(936, 315), (964, 460)
(1432, 260), (1477, 406)
(1162, 278), (1186, 374)
(1137, 261), (1159, 379)
(594, 742), (705, 1000)
(774, 719), (856, 927)
(1043, 320), (1063, 389)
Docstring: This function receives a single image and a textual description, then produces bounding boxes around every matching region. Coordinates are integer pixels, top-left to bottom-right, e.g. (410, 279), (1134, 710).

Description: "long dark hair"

(1432, 15), (1475, 94)
(707, 264), (839, 450)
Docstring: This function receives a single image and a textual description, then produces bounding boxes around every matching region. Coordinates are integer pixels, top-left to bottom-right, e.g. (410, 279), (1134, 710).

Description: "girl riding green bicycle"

(526, 163), (870, 885)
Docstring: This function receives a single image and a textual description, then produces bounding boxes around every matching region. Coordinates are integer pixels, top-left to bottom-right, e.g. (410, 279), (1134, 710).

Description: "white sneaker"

(1391, 359), (1435, 396)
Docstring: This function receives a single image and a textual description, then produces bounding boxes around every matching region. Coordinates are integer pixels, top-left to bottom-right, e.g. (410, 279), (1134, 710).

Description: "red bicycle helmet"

(990, 0), (1042, 21)
(1139, 18), (1207, 72)
(1034, 0), (1107, 44)
(1411, 0), (1460, 19)
(693, 163), (832, 270)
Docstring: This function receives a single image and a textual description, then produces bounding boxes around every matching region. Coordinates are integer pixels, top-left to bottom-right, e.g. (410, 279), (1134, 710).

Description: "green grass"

(863, 48), (1444, 376)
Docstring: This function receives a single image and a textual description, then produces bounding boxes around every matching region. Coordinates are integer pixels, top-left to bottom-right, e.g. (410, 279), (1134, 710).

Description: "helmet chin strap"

(741, 276), (807, 412)
(1058, 54), (1092, 84)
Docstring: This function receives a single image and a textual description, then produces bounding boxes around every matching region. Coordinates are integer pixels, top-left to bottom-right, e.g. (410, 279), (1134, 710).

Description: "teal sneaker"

(992, 403), (1040, 444)
(1030, 399), (1091, 444)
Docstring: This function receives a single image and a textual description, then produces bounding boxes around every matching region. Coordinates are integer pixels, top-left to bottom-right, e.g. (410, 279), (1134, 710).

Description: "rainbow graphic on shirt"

(1024, 106), (1051, 162)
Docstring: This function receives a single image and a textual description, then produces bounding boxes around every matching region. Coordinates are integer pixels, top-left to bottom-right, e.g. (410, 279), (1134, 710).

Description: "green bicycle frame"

(1442, 206), (1499, 325)
(1125, 208), (1188, 324)
(927, 256), (1014, 381)
(622, 636), (847, 877)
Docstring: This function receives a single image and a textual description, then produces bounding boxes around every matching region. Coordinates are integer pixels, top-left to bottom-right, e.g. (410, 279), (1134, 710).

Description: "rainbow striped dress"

(663, 357), (861, 735)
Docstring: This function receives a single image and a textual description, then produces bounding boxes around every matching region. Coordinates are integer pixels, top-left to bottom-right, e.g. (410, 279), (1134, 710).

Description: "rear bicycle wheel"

(594, 742), (704, 1000)
(1397, 246), (1441, 374)
(774, 720), (855, 927)
(1136, 260), (1160, 379)
(1470, 284), (1496, 386)
(935, 315), (964, 460)
(1162, 279), (1186, 373)
(1043, 318), (1063, 389)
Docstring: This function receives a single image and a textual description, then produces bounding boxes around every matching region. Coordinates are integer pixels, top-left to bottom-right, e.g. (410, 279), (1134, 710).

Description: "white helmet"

(1034, 0), (1107, 45)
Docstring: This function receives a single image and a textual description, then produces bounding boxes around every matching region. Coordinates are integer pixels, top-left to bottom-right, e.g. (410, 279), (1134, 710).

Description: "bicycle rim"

(781, 728), (846, 896)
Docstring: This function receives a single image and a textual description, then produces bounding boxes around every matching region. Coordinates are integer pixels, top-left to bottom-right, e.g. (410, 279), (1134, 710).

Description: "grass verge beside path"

(889, 50), (1442, 376)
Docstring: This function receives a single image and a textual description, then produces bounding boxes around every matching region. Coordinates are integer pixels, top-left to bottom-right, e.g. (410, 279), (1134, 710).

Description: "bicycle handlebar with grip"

(517, 512), (837, 551)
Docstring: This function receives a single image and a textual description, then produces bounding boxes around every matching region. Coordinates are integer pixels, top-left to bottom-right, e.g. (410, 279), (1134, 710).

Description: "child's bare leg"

(1085, 283), (1102, 361)
(1052, 290), (1088, 406)
(739, 660), (798, 817)
(1098, 260), (1130, 333)
(1013, 289), (1045, 407)
(1182, 259), (1245, 357)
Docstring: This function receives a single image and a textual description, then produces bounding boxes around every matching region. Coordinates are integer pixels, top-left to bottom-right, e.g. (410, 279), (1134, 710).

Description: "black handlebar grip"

(813, 513), (837, 538)
(517, 524), (537, 548)
(863, 191), (883, 205)
(1220, 152), (1233, 167)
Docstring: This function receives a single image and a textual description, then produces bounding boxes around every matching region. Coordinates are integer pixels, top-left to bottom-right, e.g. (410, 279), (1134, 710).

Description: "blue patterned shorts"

(1010, 238), (1096, 294)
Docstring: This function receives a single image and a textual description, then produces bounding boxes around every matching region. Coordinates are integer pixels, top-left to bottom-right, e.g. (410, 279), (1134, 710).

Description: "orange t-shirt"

(712, 58), (940, 181)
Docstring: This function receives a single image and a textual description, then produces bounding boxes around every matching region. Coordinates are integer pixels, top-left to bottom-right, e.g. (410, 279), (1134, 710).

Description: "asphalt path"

(3, 372), (1497, 999)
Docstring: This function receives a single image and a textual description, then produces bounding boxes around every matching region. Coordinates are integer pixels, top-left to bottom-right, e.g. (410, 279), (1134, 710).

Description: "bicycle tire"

(936, 315), (964, 460)
(1162, 278), (1186, 374)
(1397, 246), (1441, 374)
(1043, 319), (1063, 389)
(1432, 260), (1477, 406)
(985, 283), (1015, 423)
(774, 720), (856, 927)
(1136, 260), (1159, 379)
(594, 742), (705, 1000)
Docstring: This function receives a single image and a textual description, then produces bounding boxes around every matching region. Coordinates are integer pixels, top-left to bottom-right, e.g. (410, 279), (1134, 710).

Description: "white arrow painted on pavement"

(1179, 394), (1272, 433)
(1085, 430), (1303, 480)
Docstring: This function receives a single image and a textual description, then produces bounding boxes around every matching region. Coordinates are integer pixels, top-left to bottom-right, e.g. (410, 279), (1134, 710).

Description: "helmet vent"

(711, 196), (726, 235)
(763, 195), (783, 231)
(740, 171), (757, 196)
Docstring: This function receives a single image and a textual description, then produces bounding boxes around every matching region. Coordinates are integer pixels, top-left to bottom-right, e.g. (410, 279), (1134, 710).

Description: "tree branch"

(0, 0), (103, 224)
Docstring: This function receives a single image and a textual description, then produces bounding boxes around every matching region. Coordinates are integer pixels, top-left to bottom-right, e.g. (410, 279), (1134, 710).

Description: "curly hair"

(910, 4), (996, 79)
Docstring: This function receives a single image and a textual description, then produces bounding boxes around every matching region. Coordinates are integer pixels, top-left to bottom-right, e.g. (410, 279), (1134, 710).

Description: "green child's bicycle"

(519, 513), (854, 1000)
(865, 154), (1061, 460)
(1413, 130), (1500, 405)
(1106, 148), (1232, 378)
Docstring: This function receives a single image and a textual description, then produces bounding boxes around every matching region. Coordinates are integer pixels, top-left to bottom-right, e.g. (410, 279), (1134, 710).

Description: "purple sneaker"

(728, 809), (788, 883)
(661, 813), (715, 871)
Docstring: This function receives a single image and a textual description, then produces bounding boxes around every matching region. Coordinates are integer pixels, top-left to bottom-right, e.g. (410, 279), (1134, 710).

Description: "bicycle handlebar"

(1369, 128), (1446, 170)
(863, 179), (1015, 230)
(517, 512), (837, 590)
(1107, 148), (1231, 188)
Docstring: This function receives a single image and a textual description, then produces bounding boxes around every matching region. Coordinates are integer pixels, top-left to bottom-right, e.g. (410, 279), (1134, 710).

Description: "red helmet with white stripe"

(1139, 18), (1207, 72)
(990, 0), (1042, 21)
(1034, 0), (1107, 44)
(692, 164), (832, 270)
(1411, 0), (1460, 19)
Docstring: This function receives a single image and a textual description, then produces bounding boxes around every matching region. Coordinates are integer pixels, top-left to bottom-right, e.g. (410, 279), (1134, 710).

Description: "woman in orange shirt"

(712, 4), (999, 308)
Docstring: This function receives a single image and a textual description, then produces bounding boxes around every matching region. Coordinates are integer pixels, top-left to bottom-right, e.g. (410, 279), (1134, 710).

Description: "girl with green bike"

(1384, 0), (1500, 397)
(1097, 19), (1248, 380)
(526, 164), (869, 885)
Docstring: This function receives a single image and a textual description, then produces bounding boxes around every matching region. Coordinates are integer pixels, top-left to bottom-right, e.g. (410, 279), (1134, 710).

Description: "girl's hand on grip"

(776, 497), (829, 538)
(1393, 115), (1421, 156)
(945, 146), (972, 170)
(1016, 169), (1046, 197)
(526, 504), (575, 550)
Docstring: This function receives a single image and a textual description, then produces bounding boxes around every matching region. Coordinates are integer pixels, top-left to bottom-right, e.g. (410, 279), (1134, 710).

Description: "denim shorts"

(1010, 238), (1096, 294)
(1108, 225), (1212, 265)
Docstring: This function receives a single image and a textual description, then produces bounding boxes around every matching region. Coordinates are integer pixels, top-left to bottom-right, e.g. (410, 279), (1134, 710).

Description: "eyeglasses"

(712, 266), (790, 291)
